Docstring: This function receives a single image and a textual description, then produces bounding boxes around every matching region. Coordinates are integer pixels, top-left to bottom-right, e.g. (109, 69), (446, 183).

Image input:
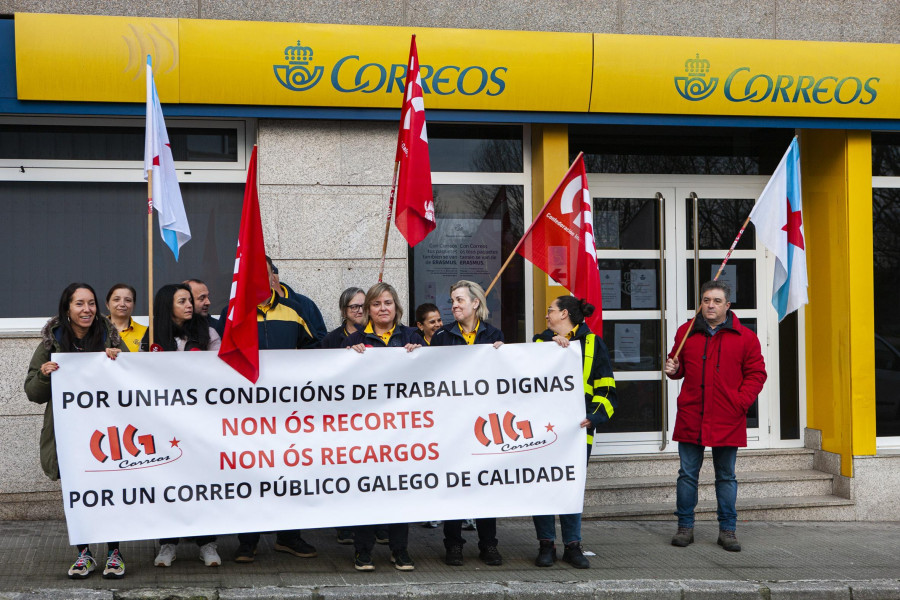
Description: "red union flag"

(394, 35), (435, 247)
(516, 154), (603, 334)
(218, 146), (270, 383)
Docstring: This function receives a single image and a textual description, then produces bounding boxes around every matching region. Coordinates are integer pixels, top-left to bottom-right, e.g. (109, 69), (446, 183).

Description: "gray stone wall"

(258, 119), (409, 331)
(1, 0), (896, 43)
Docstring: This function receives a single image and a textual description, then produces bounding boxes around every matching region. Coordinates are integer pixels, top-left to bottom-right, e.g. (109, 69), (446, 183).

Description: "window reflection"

(685, 198), (756, 250)
(600, 380), (661, 434)
(873, 133), (900, 177)
(601, 320), (661, 371)
(428, 124), (523, 173)
(594, 198), (659, 250)
(873, 188), (900, 437)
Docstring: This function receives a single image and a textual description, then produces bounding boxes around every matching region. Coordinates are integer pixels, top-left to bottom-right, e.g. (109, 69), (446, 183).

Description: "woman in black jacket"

(531, 295), (616, 570)
(430, 280), (504, 566)
(342, 282), (420, 571)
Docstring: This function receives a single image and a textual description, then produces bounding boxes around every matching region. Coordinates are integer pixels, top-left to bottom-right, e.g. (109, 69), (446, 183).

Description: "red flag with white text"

(394, 35), (435, 247)
(218, 146), (270, 382)
(516, 154), (603, 334)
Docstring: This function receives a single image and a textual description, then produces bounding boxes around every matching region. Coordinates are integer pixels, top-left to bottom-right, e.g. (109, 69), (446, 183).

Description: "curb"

(4, 580), (900, 600)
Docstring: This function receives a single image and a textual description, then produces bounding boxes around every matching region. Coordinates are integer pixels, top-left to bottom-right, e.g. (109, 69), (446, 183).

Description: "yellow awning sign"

(13, 13), (899, 119)
(15, 13), (180, 102)
(591, 34), (899, 119)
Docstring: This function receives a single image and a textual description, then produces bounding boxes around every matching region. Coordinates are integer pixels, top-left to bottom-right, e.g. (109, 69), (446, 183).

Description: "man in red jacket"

(664, 281), (766, 552)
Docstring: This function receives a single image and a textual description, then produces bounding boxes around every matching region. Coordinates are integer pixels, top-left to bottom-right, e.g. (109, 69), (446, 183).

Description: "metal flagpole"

(672, 212), (752, 360)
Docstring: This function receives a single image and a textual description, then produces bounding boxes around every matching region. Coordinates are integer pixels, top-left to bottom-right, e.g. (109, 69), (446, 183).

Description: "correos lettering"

(331, 55), (507, 97)
(723, 67), (879, 105)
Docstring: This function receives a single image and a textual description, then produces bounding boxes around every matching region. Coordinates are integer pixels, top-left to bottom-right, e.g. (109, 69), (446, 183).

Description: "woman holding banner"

(430, 280), (504, 567)
(147, 283), (222, 567)
(531, 295), (617, 570)
(24, 283), (126, 579)
(343, 282), (420, 571)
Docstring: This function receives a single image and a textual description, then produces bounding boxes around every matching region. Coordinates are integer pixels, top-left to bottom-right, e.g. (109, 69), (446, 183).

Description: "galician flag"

(749, 137), (807, 321)
(144, 55), (191, 260)
(394, 35), (435, 247)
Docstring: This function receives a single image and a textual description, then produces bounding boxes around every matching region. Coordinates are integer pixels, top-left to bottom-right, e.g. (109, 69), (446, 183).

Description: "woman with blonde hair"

(430, 279), (503, 566)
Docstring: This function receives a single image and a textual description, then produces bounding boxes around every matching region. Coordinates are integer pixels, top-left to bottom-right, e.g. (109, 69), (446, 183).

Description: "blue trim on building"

(1, 98), (898, 131)
(0, 20), (17, 100)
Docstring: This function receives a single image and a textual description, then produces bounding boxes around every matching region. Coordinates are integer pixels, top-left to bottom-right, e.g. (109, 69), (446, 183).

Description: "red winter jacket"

(668, 312), (767, 447)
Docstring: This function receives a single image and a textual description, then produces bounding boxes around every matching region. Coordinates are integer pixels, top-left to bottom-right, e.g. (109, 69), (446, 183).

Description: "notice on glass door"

(600, 270), (622, 309)
(712, 264), (738, 301)
(629, 269), (657, 309)
(614, 323), (641, 363)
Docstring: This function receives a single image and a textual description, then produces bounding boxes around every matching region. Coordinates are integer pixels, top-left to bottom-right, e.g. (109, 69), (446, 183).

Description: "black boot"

(534, 540), (556, 567)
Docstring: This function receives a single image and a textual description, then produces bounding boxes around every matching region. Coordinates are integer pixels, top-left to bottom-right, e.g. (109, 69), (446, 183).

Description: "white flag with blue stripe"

(749, 137), (807, 321)
(144, 55), (190, 260)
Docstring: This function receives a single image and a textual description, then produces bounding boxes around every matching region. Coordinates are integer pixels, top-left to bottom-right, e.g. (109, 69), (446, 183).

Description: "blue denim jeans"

(675, 442), (738, 531)
(532, 514), (582, 545)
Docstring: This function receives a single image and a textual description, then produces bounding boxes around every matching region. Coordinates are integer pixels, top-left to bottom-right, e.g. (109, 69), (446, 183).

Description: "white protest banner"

(52, 343), (586, 544)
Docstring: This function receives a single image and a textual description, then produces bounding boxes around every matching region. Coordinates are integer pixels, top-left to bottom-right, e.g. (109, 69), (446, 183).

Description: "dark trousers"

(238, 529), (303, 547)
(355, 523), (408, 553)
(443, 518), (497, 549)
(160, 536), (216, 546)
(76, 542), (118, 554)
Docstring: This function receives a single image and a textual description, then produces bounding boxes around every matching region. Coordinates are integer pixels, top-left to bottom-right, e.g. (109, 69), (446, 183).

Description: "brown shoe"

(671, 526), (694, 547)
(717, 529), (741, 552)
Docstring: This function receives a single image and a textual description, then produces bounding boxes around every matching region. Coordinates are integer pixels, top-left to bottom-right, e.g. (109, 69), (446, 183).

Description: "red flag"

(218, 146), (270, 382)
(516, 154), (603, 334)
(394, 35), (435, 246)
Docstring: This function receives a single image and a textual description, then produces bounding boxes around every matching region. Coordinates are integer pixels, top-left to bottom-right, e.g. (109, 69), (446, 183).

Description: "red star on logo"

(169, 437), (180, 448)
(782, 198), (805, 250)
(545, 423), (555, 433)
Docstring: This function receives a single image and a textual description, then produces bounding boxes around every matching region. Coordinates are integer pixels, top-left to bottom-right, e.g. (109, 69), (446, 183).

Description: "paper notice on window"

(713, 264), (738, 301)
(629, 269), (657, 309)
(614, 323), (641, 363)
(600, 270), (621, 309)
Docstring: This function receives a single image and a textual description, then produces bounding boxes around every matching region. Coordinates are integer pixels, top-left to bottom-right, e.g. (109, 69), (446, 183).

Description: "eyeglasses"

(347, 304), (365, 313)
(546, 307), (559, 316)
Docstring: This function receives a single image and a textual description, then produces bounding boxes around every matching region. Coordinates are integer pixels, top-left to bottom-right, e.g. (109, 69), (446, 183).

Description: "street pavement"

(1, 519), (899, 599)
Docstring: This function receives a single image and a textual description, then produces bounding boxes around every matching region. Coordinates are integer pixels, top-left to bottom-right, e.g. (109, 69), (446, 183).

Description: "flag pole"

(147, 169), (154, 346)
(378, 160), (400, 283)
(672, 212), (752, 359)
(485, 152), (585, 298)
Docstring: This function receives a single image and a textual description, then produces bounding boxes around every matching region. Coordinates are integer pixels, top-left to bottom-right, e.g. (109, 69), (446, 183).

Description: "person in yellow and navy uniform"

(105, 283), (146, 352)
(342, 282), (420, 572)
(532, 295), (616, 570)
(429, 280), (504, 567)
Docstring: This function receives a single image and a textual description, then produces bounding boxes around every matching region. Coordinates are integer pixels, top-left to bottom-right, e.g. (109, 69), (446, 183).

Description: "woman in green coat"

(25, 283), (125, 580)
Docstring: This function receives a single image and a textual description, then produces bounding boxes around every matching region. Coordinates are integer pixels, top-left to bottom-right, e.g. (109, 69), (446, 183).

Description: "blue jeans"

(675, 442), (738, 531)
(533, 514), (582, 545)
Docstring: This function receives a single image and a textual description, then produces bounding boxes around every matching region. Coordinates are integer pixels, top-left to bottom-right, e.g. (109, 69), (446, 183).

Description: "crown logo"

(684, 53), (710, 77)
(284, 41), (314, 65)
(674, 53), (718, 102)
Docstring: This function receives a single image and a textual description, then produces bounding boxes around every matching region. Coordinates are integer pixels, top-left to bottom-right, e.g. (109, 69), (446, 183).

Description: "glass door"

(588, 176), (773, 454)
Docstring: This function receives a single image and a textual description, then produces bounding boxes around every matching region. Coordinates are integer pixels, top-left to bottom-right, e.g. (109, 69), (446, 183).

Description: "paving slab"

(0, 520), (899, 599)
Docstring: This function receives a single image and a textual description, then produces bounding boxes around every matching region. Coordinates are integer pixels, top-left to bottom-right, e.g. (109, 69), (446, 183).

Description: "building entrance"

(585, 174), (786, 454)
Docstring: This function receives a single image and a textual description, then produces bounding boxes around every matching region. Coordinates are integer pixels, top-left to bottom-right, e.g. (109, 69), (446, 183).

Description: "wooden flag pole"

(672, 212), (753, 360)
(147, 170), (154, 346)
(377, 160), (401, 283)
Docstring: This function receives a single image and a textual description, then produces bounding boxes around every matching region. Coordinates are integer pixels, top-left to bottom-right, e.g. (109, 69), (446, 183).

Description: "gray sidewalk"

(1, 519), (899, 599)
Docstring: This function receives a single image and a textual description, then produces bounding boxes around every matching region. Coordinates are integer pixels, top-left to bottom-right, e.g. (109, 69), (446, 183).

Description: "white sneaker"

(154, 543), (177, 567)
(199, 542), (221, 567)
